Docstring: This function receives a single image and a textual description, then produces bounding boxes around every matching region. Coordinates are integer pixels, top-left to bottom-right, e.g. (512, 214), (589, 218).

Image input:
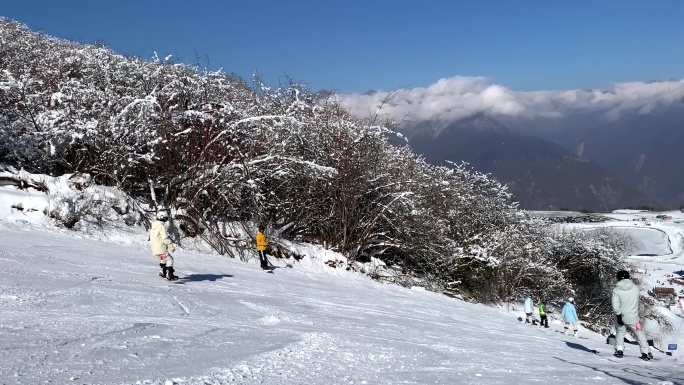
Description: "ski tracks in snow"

(170, 296), (190, 316)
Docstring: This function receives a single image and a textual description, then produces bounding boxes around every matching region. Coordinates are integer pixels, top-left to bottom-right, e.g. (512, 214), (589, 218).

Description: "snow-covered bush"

(0, 166), (144, 231)
(545, 227), (633, 328)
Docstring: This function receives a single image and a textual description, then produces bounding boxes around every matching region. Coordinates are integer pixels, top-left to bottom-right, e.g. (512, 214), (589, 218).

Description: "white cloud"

(337, 76), (684, 123)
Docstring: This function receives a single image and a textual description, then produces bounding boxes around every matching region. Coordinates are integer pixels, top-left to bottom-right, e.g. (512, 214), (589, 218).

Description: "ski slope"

(0, 220), (682, 385)
(565, 210), (684, 302)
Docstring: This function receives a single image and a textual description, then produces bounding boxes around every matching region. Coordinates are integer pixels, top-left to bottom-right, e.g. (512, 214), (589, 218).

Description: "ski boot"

(613, 350), (624, 358)
(640, 352), (653, 361)
(159, 263), (167, 278)
(166, 267), (179, 281)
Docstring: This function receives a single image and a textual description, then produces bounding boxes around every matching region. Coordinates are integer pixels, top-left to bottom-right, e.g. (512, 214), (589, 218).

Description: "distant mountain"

(400, 115), (655, 211)
(508, 105), (684, 209)
(556, 111), (684, 208)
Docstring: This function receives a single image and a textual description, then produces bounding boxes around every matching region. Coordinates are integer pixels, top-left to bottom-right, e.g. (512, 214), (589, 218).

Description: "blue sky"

(2, 0), (683, 94)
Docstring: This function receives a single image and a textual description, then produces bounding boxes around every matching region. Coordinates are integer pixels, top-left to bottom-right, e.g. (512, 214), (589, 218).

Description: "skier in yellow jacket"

(256, 225), (269, 270)
(538, 301), (549, 328)
(149, 211), (178, 280)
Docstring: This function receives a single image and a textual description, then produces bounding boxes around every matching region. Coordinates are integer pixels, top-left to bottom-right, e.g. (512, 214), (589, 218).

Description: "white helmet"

(568, 297), (574, 303)
(156, 211), (169, 221)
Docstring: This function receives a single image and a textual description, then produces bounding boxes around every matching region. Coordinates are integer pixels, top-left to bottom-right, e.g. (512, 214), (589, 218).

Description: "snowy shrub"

(546, 228), (633, 328)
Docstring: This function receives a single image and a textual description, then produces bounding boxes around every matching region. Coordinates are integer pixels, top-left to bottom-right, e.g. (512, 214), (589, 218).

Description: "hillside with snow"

(2, 17), (684, 385)
(1, 188), (684, 384)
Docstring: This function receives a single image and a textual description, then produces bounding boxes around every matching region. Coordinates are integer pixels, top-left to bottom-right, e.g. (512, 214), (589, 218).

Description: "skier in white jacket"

(524, 296), (536, 325)
(149, 211), (178, 280)
(612, 270), (652, 360)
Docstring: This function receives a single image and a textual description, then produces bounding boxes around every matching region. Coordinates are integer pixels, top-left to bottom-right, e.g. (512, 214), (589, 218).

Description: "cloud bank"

(338, 76), (684, 124)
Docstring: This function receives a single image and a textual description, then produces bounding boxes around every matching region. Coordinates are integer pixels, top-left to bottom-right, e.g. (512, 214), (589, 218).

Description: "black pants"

(539, 315), (548, 327)
(258, 250), (269, 269)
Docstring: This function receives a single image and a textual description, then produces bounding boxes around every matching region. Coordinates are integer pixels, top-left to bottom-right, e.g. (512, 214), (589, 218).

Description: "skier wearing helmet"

(149, 210), (178, 280)
(256, 225), (269, 270)
(612, 270), (653, 360)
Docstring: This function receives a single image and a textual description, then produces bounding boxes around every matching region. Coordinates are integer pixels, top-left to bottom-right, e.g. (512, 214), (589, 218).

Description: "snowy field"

(1, 188), (684, 384)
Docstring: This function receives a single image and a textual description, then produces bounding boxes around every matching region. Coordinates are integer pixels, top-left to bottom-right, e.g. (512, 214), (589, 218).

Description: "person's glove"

(616, 314), (624, 325)
(169, 245), (176, 252)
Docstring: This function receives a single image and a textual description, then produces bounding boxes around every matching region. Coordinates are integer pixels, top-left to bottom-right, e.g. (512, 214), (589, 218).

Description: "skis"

(159, 273), (182, 282)
(600, 355), (659, 362)
(593, 350), (668, 363)
(551, 329), (587, 339)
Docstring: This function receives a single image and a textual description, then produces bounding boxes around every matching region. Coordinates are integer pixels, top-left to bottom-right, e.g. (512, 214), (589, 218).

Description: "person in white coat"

(612, 270), (652, 360)
(149, 211), (178, 280)
(524, 296), (536, 325)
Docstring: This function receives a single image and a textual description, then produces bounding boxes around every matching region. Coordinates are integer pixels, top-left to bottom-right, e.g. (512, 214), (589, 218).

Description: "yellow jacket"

(256, 231), (268, 251)
(538, 303), (546, 316)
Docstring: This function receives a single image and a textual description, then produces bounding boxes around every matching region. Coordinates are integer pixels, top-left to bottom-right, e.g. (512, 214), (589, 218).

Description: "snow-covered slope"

(0, 220), (682, 385)
(566, 209), (684, 295)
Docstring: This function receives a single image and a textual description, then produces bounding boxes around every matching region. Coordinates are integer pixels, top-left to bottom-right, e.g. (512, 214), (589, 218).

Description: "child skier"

(149, 211), (178, 280)
(256, 225), (269, 270)
(538, 301), (549, 328)
(561, 297), (579, 337)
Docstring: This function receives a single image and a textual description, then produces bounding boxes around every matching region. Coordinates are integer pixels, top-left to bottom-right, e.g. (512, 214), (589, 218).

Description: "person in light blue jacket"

(561, 297), (579, 337)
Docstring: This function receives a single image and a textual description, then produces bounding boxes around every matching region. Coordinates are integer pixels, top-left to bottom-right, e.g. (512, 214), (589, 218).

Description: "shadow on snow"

(554, 355), (684, 385)
(179, 273), (233, 282)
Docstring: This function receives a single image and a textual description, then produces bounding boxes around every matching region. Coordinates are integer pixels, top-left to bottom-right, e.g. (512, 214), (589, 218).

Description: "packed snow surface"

(0, 220), (682, 385)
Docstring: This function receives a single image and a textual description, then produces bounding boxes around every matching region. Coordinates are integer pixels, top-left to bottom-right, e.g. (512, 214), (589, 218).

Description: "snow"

(564, 210), (684, 337)
(1, 187), (684, 384)
(0, 185), (49, 223)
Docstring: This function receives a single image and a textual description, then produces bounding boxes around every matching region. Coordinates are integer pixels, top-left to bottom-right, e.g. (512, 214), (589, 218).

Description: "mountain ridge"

(399, 115), (658, 211)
